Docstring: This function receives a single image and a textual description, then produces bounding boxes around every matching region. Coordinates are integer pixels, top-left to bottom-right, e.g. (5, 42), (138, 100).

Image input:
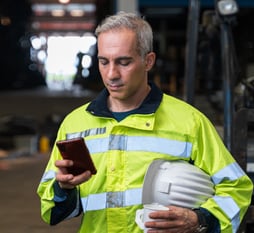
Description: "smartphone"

(56, 137), (97, 176)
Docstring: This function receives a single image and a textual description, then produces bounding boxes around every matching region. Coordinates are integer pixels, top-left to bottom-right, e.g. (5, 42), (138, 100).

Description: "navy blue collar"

(86, 82), (163, 118)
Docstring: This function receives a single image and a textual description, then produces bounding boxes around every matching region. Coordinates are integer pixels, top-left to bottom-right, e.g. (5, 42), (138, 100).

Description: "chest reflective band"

(81, 188), (142, 212)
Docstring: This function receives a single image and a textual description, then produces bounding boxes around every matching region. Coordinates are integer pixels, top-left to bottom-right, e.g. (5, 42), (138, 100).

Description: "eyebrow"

(97, 56), (133, 61)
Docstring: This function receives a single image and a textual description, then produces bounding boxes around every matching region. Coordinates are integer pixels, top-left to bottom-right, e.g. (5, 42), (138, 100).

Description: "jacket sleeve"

(50, 181), (81, 225)
(37, 140), (82, 225)
(192, 113), (253, 233)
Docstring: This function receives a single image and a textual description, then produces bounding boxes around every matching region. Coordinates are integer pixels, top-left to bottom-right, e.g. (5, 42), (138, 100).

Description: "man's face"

(97, 28), (154, 103)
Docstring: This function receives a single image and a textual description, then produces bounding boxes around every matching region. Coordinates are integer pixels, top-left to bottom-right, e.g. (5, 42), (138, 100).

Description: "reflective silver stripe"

(86, 138), (110, 154)
(81, 188), (142, 212)
(40, 170), (56, 183)
(66, 127), (106, 139)
(211, 162), (245, 185)
(213, 195), (240, 233)
(86, 136), (192, 158)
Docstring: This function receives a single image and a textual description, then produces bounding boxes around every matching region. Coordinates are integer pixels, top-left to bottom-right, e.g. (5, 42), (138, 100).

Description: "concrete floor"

(0, 154), (82, 233)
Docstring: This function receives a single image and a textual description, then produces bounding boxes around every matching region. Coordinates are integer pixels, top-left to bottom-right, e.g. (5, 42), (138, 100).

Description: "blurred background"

(0, 0), (254, 232)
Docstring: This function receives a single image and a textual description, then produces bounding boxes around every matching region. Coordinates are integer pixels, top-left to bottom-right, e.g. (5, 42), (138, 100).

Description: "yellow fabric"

(37, 94), (253, 233)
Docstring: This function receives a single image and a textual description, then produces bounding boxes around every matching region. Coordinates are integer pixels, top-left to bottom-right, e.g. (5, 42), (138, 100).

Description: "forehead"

(97, 29), (138, 57)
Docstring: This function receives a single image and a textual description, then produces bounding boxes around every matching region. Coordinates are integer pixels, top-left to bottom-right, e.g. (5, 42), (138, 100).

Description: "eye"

(98, 58), (108, 66)
(118, 58), (132, 66)
(120, 61), (130, 66)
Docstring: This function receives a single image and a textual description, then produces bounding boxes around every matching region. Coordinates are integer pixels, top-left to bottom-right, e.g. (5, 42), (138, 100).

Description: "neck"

(108, 85), (151, 112)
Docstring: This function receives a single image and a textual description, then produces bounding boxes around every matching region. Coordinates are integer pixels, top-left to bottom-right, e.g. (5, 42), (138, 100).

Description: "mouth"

(107, 82), (124, 91)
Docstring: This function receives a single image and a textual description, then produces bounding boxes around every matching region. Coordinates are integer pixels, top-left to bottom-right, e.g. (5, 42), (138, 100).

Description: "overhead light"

(58, 0), (70, 4)
(51, 9), (65, 17)
(81, 55), (92, 68)
(32, 3), (96, 17)
(70, 10), (85, 17)
(31, 36), (42, 50)
(217, 0), (238, 16)
(0, 16), (11, 26)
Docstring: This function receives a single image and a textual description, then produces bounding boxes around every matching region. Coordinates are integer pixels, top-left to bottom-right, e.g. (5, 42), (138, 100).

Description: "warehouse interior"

(0, 0), (254, 232)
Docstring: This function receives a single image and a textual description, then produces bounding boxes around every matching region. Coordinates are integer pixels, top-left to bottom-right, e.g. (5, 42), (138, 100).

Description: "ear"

(145, 52), (156, 71)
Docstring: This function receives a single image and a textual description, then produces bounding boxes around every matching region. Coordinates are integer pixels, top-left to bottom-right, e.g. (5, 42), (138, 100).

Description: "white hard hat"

(142, 160), (215, 209)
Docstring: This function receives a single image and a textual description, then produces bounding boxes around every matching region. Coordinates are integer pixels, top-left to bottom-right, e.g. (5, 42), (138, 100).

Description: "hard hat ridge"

(142, 160), (215, 209)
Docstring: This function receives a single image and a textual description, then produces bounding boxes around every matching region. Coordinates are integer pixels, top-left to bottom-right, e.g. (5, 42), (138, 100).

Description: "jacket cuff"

(53, 180), (76, 202)
(197, 207), (220, 233)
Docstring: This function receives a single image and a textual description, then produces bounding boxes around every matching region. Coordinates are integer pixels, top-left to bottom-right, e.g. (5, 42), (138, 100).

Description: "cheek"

(98, 69), (108, 85)
(98, 65), (107, 76)
(125, 62), (145, 75)
(128, 65), (146, 78)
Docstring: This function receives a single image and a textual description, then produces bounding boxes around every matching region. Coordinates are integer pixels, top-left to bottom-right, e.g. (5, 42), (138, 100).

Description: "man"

(37, 12), (253, 233)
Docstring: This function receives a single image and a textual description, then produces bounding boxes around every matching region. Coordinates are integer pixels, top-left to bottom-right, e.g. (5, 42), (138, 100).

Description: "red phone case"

(56, 137), (97, 176)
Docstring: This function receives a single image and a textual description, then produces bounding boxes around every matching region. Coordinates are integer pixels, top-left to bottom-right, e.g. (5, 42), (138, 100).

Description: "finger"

(146, 208), (198, 232)
(67, 170), (92, 186)
(149, 209), (175, 220)
(56, 173), (75, 189)
(55, 159), (73, 168)
(56, 170), (92, 188)
(76, 170), (92, 181)
(145, 207), (182, 230)
(56, 172), (74, 183)
(149, 206), (185, 220)
(55, 160), (74, 175)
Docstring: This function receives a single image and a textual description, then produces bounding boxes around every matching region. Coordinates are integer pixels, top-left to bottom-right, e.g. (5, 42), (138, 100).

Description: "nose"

(107, 63), (119, 79)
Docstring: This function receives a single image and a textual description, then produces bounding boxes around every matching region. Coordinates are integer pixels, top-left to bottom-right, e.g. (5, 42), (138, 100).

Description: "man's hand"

(55, 159), (92, 189)
(145, 206), (199, 233)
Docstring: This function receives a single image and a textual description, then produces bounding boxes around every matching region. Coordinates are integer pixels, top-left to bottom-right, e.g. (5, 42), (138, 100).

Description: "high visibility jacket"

(37, 83), (253, 233)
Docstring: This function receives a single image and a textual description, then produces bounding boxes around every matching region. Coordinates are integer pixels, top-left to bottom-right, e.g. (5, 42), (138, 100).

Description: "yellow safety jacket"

(37, 83), (253, 233)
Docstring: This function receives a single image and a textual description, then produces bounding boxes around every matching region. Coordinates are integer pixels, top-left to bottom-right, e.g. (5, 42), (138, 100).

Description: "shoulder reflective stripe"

(66, 132), (83, 139)
(213, 195), (240, 233)
(211, 162), (246, 185)
(66, 127), (106, 139)
(81, 188), (142, 212)
(86, 136), (192, 158)
(40, 170), (56, 183)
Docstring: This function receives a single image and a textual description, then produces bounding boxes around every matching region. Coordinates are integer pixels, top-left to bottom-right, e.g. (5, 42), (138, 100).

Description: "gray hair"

(95, 11), (153, 58)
